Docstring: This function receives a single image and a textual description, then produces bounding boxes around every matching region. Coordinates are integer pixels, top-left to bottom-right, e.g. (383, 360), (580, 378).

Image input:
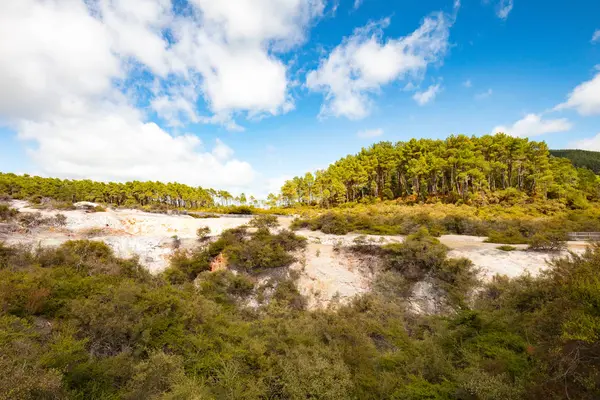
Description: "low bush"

(433, 257), (480, 307)
(189, 212), (220, 219)
(16, 212), (67, 229)
(497, 245), (518, 251)
(224, 205), (255, 215)
(165, 249), (211, 282)
(527, 231), (567, 252)
(383, 228), (448, 280)
(82, 227), (105, 237)
(0, 235), (600, 398)
(248, 214), (279, 229)
(54, 213), (67, 226)
(196, 226), (211, 241)
(485, 228), (529, 244)
(288, 202), (600, 242)
(225, 228), (306, 272)
(165, 226), (306, 280)
(52, 201), (77, 210)
(0, 204), (18, 221)
(196, 270), (254, 304)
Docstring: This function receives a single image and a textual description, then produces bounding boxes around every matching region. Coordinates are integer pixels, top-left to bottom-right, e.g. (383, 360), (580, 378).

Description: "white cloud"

(306, 12), (453, 119)
(17, 101), (255, 188)
(353, 0), (363, 10)
(475, 88), (493, 100)
(571, 133), (600, 151)
(496, 0), (513, 20)
(0, 0), (120, 121)
(492, 113), (572, 138)
(188, 0), (324, 49)
(168, 0), (324, 119)
(357, 128), (384, 138)
(0, 0), (326, 191)
(592, 29), (600, 43)
(150, 94), (200, 127)
(413, 83), (442, 105)
(463, 79), (472, 88)
(555, 73), (600, 116)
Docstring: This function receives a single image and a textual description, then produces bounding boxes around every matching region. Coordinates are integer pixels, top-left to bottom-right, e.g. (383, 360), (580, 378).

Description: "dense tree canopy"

(0, 173), (223, 209)
(280, 134), (600, 207)
(550, 149), (600, 174)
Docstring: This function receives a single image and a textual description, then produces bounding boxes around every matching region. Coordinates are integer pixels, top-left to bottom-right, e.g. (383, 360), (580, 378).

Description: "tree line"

(280, 133), (600, 207)
(0, 173), (249, 209)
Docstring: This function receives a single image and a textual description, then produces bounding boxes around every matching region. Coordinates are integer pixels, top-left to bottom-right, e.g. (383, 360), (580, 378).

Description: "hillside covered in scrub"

(280, 134), (599, 207)
(1, 228), (600, 398)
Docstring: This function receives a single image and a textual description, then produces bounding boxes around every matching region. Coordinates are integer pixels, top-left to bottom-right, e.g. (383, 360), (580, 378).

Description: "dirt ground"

(3, 201), (589, 309)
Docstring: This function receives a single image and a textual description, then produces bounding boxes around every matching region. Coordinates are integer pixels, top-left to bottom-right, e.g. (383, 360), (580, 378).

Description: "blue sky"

(1, 0), (599, 196)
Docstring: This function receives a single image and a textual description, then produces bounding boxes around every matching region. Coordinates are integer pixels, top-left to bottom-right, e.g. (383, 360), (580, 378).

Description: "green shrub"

(485, 228), (529, 244)
(1, 226), (600, 399)
(196, 226), (211, 241)
(189, 212), (220, 219)
(224, 205), (254, 215)
(0, 204), (18, 221)
(497, 245), (518, 251)
(527, 231), (567, 252)
(383, 228), (448, 280)
(433, 258), (480, 307)
(54, 213), (67, 226)
(167, 249), (211, 281)
(317, 212), (351, 235)
(226, 235), (297, 272)
(248, 214), (279, 229)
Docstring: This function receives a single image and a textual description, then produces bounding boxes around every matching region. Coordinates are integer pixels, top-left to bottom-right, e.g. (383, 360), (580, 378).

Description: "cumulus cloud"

(413, 83), (442, 105)
(306, 12), (453, 119)
(357, 128), (384, 138)
(592, 29), (600, 43)
(572, 133), (600, 151)
(492, 113), (572, 137)
(496, 0), (513, 20)
(20, 109), (255, 188)
(555, 73), (600, 115)
(0, 0), (326, 190)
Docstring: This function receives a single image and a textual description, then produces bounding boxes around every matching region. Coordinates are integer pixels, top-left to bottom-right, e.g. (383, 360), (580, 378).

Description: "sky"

(1, 0), (600, 197)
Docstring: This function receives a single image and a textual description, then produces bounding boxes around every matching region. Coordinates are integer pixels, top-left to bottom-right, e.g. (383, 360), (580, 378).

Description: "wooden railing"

(568, 232), (600, 241)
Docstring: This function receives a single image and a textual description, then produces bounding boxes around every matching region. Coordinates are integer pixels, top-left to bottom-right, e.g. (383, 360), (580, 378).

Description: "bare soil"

(3, 201), (588, 308)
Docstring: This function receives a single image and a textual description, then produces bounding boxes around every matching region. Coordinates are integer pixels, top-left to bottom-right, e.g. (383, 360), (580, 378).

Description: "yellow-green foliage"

(291, 202), (600, 242)
(0, 204), (18, 221)
(280, 133), (600, 207)
(1, 238), (600, 399)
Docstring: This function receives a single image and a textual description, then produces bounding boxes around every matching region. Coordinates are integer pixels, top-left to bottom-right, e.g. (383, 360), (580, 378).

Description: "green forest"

(2, 134), (599, 213)
(549, 149), (600, 174)
(280, 134), (600, 207)
(0, 174), (251, 210)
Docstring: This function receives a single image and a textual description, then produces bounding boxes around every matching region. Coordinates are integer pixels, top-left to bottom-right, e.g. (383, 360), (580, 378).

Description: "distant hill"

(550, 149), (600, 174)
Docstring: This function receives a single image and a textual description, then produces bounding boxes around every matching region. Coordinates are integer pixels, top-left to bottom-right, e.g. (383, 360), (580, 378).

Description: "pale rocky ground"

(2, 201), (589, 309)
